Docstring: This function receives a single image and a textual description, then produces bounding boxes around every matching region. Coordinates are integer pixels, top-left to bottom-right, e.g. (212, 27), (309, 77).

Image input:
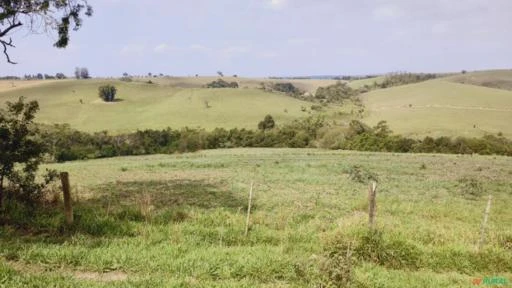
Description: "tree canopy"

(0, 0), (92, 64)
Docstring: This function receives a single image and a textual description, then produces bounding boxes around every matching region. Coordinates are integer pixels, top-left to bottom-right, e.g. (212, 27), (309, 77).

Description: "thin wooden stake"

(60, 172), (74, 225)
(368, 181), (377, 229)
(478, 195), (492, 251)
(245, 181), (254, 237)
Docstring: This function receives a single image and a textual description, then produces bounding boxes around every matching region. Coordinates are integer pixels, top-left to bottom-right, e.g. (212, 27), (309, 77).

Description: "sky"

(1, 0), (512, 77)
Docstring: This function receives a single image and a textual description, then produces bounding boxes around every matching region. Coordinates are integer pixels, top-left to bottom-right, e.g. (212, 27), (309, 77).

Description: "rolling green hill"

(361, 79), (512, 138)
(2, 72), (512, 139)
(0, 79), (329, 133)
(447, 69), (512, 91)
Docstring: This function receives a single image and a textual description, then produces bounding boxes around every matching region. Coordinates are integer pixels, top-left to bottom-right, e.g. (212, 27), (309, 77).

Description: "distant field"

(1, 148), (511, 287)
(361, 79), (512, 138)
(142, 76), (338, 93)
(3, 72), (512, 139)
(0, 79), (330, 133)
(348, 76), (385, 89)
(447, 69), (512, 91)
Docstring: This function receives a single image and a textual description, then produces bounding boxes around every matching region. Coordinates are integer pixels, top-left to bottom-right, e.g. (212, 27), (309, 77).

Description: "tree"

(217, 71), (224, 77)
(98, 85), (117, 102)
(74, 67), (81, 79)
(80, 67), (90, 79)
(0, 97), (57, 210)
(0, 1), (93, 64)
(56, 73), (66, 79)
(258, 115), (275, 131)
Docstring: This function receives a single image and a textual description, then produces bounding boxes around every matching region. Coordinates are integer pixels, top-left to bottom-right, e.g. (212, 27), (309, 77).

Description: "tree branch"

(0, 21), (23, 38)
(1, 38), (17, 64)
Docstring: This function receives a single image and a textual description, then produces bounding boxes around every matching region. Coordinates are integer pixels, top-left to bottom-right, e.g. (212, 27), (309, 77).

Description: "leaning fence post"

(478, 195), (492, 251)
(245, 181), (254, 237)
(60, 172), (74, 225)
(368, 181), (377, 229)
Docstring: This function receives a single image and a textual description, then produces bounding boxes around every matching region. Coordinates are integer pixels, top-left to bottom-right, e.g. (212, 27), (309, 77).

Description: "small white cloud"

(287, 37), (316, 45)
(190, 44), (211, 52)
(120, 44), (145, 56)
(259, 51), (278, 58)
(222, 46), (251, 57)
(372, 5), (404, 21)
(154, 43), (169, 53)
(268, 0), (287, 10)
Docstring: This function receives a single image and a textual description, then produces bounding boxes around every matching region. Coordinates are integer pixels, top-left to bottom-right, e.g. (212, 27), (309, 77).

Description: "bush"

(315, 81), (357, 103)
(258, 115), (275, 131)
(206, 79), (238, 88)
(98, 85), (117, 102)
(457, 177), (484, 199)
(346, 165), (378, 184)
(272, 82), (301, 95)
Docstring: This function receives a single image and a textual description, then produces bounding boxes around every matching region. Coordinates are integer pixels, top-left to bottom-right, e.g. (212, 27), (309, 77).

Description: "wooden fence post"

(60, 172), (74, 225)
(368, 182), (377, 229)
(245, 181), (254, 237)
(478, 195), (492, 251)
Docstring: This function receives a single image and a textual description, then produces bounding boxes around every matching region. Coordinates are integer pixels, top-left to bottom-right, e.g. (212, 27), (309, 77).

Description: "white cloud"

(154, 43), (170, 53)
(222, 45), (251, 57)
(287, 37), (316, 45)
(190, 44), (211, 52)
(372, 5), (404, 21)
(120, 44), (145, 56)
(259, 51), (278, 58)
(268, 0), (287, 10)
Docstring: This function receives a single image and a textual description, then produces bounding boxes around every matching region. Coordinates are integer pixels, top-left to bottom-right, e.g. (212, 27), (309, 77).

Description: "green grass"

(1, 148), (511, 287)
(447, 69), (512, 91)
(348, 76), (385, 89)
(361, 79), (512, 138)
(0, 79), (329, 133)
(143, 76), (338, 93)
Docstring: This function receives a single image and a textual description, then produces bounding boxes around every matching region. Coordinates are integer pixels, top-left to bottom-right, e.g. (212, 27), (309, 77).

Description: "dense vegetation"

(315, 81), (358, 103)
(205, 79), (239, 88)
(39, 116), (512, 163)
(98, 85), (117, 102)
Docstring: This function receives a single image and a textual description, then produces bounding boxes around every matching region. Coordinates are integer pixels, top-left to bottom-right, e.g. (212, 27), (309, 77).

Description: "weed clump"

(346, 165), (378, 184)
(457, 177), (483, 199)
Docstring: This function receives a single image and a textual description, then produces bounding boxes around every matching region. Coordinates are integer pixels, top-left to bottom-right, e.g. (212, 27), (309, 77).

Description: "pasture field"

(0, 79), (333, 133)
(141, 76), (339, 93)
(361, 79), (512, 138)
(1, 148), (511, 287)
(447, 70), (512, 91)
(347, 76), (385, 89)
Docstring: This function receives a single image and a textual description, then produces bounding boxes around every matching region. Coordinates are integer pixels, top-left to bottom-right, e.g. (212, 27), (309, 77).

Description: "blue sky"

(2, 0), (511, 77)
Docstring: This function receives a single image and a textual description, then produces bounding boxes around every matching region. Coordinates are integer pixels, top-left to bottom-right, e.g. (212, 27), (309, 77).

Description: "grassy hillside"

(137, 76), (338, 93)
(361, 79), (512, 138)
(0, 79), (328, 133)
(447, 69), (512, 91)
(348, 76), (385, 89)
(1, 149), (511, 287)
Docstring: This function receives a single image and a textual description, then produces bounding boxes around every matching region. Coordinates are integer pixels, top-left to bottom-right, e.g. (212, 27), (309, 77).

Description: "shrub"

(258, 115), (276, 131)
(457, 177), (484, 199)
(206, 79), (238, 88)
(272, 82), (301, 95)
(98, 85), (117, 102)
(315, 81), (357, 103)
(346, 165), (378, 184)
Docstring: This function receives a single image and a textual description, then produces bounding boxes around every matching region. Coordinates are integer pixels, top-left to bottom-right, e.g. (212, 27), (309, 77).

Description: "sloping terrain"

(447, 70), (512, 91)
(0, 79), (322, 133)
(361, 79), (512, 138)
